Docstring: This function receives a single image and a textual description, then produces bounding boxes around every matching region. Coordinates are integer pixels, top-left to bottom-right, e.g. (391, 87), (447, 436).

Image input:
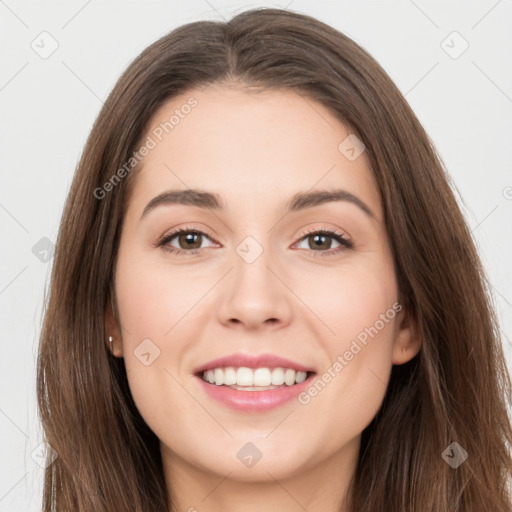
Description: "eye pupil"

(180, 232), (201, 249)
(310, 234), (331, 250)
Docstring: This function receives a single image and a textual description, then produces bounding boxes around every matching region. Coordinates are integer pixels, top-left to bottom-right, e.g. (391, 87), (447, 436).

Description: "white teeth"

(223, 367), (237, 385)
(296, 371), (307, 383)
(236, 367), (254, 386)
(201, 366), (310, 387)
(271, 367), (285, 385)
(284, 368), (296, 386)
(253, 368), (272, 386)
(214, 368), (224, 386)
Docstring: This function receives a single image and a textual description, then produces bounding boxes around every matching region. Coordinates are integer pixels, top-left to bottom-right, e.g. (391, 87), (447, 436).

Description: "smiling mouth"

(195, 366), (317, 391)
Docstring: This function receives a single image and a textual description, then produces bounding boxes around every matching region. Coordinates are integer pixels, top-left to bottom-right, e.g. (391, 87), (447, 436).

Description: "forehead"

(127, 84), (381, 221)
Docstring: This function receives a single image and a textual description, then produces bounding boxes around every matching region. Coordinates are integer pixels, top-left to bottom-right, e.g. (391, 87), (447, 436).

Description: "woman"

(36, 7), (512, 511)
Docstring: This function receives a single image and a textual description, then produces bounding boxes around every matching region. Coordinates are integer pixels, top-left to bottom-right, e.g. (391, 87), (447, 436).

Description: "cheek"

(115, 249), (211, 340)
(113, 249), (218, 432)
(295, 259), (398, 428)
(301, 257), (398, 355)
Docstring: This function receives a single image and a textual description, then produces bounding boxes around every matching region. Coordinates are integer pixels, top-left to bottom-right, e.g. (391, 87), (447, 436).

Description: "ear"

(105, 293), (124, 358)
(391, 303), (421, 365)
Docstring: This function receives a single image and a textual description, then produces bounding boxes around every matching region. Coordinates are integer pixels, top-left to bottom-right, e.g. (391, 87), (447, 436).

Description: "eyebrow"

(140, 188), (376, 220)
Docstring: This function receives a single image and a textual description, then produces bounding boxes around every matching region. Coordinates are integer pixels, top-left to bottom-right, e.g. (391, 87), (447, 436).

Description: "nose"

(216, 239), (293, 331)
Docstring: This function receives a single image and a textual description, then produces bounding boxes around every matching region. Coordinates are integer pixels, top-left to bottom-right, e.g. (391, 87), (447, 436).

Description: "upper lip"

(193, 353), (317, 375)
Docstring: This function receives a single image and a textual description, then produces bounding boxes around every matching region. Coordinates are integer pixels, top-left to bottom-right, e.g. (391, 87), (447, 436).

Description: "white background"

(1, 0), (511, 509)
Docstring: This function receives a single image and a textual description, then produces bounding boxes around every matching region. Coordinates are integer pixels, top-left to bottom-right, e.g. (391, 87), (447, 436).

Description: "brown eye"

(176, 231), (202, 250)
(307, 233), (334, 250)
(294, 229), (353, 257)
(158, 228), (216, 255)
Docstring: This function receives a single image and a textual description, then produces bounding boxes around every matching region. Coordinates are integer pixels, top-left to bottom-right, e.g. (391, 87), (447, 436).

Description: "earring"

(108, 336), (113, 345)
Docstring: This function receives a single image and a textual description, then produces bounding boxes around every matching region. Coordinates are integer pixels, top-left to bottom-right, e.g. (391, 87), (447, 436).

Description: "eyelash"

(156, 226), (353, 258)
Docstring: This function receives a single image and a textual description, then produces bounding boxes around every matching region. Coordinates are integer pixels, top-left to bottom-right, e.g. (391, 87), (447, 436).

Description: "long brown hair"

(37, 7), (512, 511)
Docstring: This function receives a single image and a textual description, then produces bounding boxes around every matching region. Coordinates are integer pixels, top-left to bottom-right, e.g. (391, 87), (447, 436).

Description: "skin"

(106, 83), (421, 512)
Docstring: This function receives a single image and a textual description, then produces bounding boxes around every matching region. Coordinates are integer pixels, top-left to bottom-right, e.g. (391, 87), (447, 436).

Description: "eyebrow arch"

(140, 188), (376, 220)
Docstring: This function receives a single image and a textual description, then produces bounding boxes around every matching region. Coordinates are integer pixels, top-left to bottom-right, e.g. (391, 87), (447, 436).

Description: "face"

(107, 84), (419, 487)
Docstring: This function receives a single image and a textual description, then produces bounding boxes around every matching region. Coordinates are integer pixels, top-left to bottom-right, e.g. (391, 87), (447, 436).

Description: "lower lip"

(194, 373), (316, 412)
